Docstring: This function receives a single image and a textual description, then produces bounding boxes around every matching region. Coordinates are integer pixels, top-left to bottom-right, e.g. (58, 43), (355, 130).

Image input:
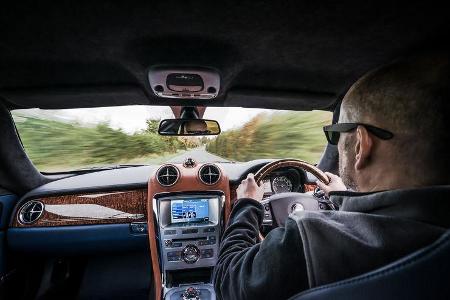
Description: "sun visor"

(1, 85), (150, 109)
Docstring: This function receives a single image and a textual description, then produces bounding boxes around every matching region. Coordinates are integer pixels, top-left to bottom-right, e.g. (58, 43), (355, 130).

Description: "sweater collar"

(329, 186), (450, 228)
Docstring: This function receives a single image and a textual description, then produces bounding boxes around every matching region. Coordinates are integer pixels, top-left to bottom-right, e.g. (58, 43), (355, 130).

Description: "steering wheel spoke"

(262, 192), (319, 226)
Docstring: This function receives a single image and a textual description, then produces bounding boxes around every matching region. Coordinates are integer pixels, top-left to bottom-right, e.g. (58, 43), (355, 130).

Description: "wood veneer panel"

(13, 189), (147, 227)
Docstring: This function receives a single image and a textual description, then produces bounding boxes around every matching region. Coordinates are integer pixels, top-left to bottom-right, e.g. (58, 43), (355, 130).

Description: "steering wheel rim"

(254, 159), (330, 186)
(254, 159), (330, 233)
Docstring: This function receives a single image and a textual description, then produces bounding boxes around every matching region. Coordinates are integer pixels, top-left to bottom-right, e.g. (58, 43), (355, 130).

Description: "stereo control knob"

(181, 245), (200, 264)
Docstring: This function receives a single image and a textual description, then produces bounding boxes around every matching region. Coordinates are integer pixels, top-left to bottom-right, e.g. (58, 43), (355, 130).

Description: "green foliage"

(12, 110), (331, 172)
(206, 111), (332, 163)
(13, 115), (187, 172)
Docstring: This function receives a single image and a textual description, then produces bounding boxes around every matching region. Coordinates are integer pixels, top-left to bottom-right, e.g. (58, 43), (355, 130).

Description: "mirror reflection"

(158, 119), (221, 136)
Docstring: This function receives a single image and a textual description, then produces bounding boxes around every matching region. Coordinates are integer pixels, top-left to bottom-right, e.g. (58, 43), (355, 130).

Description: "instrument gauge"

(272, 176), (293, 193)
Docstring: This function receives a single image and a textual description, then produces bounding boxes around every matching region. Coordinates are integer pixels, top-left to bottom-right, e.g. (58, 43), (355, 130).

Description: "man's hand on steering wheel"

(316, 172), (347, 197)
(237, 173), (265, 202)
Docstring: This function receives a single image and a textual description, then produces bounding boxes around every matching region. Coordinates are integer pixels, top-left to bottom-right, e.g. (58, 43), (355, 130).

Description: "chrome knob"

(182, 287), (200, 300)
(181, 245), (200, 264)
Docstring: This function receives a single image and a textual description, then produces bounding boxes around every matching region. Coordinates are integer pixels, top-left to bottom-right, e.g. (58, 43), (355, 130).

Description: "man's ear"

(354, 125), (373, 171)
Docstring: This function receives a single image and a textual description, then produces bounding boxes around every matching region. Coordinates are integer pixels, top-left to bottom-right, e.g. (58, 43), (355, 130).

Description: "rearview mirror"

(158, 119), (221, 136)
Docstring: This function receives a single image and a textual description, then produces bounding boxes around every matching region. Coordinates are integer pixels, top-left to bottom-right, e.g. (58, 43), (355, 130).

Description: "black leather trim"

(7, 224), (148, 255)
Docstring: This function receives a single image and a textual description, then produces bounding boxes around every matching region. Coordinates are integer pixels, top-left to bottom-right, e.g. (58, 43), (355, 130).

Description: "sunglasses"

(323, 123), (394, 145)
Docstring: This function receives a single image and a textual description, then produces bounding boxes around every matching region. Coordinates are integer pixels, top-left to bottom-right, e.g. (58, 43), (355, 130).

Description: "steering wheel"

(254, 159), (330, 228)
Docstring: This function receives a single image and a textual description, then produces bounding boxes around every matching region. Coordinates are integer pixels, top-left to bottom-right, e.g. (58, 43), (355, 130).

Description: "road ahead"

(167, 146), (230, 163)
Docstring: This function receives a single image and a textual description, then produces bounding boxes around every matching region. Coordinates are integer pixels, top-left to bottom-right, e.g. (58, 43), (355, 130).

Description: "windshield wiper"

(71, 164), (147, 172)
(41, 164), (148, 175)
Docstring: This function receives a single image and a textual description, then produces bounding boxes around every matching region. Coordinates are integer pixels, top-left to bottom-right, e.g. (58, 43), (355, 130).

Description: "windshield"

(11, 106), (332, 172)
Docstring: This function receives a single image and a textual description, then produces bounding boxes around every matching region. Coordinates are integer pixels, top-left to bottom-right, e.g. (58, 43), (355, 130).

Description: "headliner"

(0, 1), (447, 110)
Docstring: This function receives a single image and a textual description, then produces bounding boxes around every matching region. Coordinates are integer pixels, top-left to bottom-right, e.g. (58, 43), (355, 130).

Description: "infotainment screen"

(170, 198), (210, 224)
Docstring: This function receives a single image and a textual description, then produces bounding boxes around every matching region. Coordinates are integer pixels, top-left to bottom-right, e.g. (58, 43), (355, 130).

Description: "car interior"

(0, 2), (449, 300)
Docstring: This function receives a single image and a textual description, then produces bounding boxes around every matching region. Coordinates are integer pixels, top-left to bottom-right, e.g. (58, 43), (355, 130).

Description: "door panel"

(0, 193), (18, 298)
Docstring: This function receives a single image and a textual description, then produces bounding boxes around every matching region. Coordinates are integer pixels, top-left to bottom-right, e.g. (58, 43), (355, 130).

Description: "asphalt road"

(167, 146), (230, 163)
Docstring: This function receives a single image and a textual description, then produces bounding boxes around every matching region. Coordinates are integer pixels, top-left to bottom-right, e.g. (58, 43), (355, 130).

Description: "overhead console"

(148, 67), (220, 100)
(146, 160), (231, 300)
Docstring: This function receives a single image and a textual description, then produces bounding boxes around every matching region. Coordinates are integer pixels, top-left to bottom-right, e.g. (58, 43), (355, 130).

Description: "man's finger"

(325, 172), (339, 179)
(316, 180), (327, 190)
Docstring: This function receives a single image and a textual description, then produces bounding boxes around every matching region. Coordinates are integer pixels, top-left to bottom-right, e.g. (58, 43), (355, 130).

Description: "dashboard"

(7, 158), (316, 300)
(10, 160), (312, 229)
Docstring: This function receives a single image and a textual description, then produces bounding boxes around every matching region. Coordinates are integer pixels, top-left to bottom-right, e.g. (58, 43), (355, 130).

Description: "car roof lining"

(0, 1), (447, 110)
(3, 86), (337, 111)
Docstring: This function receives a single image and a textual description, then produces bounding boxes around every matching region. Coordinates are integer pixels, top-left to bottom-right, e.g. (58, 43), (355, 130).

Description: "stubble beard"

(338, 137), (359, 192)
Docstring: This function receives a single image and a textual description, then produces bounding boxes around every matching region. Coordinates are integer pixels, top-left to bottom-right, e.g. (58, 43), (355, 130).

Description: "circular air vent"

(156, 164), (180, 186)
(18, 200), (44, 224)
(199, 164), (221, 185)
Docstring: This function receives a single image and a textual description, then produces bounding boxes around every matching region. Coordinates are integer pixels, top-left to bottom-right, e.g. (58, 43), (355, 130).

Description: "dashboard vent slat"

(199, 164), (221, 185)
(18, 200), (44, 224)
(156, 165), (180, 186)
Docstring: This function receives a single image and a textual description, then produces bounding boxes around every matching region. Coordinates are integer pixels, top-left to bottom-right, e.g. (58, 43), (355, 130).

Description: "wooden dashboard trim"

(12, 189), (147, 227)
(146, 163), (231, 300)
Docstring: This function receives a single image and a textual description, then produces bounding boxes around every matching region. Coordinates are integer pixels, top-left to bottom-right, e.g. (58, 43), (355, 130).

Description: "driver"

(213, 52), (449, 300)
(184, 119), (209, 134)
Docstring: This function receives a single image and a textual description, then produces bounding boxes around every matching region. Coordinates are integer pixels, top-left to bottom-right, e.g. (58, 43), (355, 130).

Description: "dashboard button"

(208, 236), (216, 244)
(164, 229), (176, 235)
(182, 228), (199, 234)
(200, 249), (214, 258)
(204, 227), (215, 233)
(167, 251), (181, 261)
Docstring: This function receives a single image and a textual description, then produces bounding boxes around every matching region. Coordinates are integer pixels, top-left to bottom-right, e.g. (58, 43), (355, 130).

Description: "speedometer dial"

(272, 176), (293, 193)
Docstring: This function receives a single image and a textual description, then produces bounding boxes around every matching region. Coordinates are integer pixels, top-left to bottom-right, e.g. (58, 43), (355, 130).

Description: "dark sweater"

(213, 187), (450, 300)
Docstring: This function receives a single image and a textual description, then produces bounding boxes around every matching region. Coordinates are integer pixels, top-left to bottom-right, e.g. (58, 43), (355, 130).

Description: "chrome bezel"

(198, 164), (221, 185)
(18, 200), (44, 225)
(156, 164), (181, 187)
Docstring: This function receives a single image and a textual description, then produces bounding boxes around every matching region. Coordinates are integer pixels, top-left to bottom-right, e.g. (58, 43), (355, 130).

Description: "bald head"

(338, 52), (449, 190)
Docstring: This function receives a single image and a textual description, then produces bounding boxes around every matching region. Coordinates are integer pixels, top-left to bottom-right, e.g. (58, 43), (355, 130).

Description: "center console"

(154, 192), (224, 300)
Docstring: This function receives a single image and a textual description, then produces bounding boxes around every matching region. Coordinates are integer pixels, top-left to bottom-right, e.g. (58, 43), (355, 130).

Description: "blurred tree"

(14, 116), (191, 171)
(145, 119), (160, 134)
(207, 111), (331, 163)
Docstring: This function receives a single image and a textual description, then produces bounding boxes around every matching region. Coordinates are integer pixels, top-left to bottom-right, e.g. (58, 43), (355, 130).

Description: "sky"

(13, 106), (281, 134)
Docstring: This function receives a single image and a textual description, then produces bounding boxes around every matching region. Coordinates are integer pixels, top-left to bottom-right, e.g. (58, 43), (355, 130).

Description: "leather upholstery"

(289, 230), (450, 300)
